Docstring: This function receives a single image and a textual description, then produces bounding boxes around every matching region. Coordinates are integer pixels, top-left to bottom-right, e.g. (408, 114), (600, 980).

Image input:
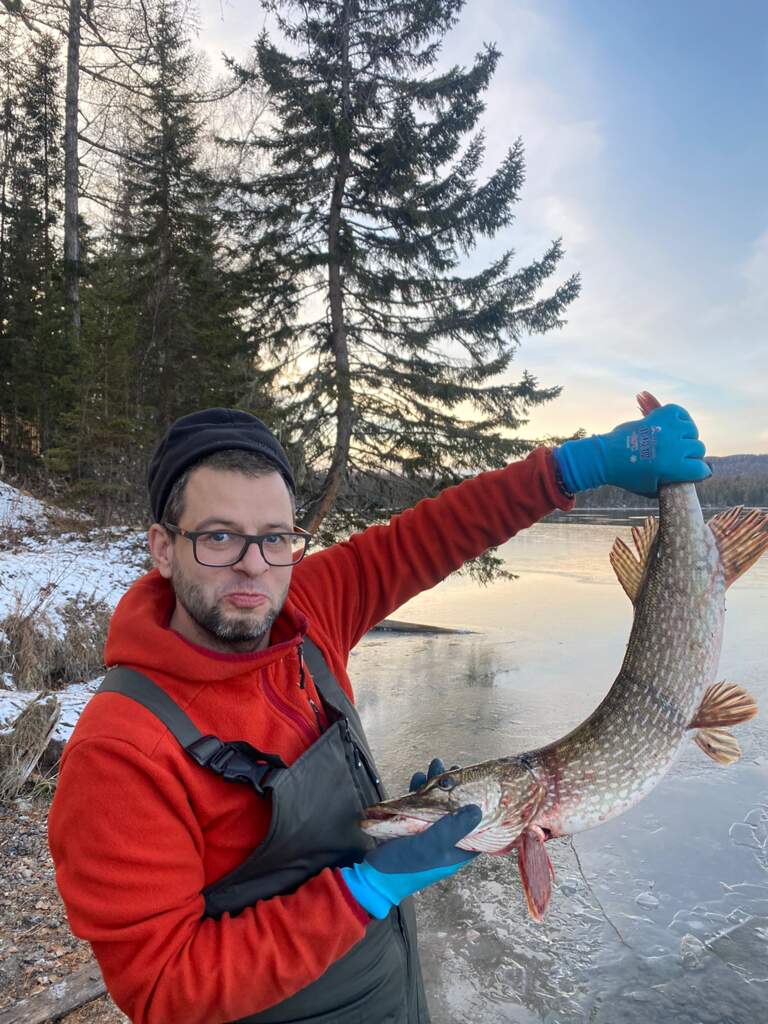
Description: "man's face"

(149, 467), (296, 652)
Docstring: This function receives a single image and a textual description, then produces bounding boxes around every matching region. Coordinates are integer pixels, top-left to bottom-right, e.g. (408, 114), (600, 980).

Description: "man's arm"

(48, 736), (370, 1024)
(293, 446), (571, 652)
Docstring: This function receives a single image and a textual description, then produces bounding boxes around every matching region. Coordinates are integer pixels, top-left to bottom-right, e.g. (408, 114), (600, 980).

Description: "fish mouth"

(362, 805), (400, 822)
(363, 804), (438, 824)
(361, 798), (446, 829)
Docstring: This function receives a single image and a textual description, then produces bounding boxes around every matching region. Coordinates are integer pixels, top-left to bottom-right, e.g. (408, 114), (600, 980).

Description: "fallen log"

(0, 961), (107, 1024)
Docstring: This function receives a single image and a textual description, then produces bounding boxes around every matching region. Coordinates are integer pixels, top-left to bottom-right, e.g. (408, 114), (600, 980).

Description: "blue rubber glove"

(342, 802), (482, 920)
(408, 757), (459, 793)
(553, 403), (712, 497)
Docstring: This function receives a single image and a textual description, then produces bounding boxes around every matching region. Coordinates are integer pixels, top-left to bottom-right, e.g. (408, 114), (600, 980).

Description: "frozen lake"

(351, 513), (768, 1024)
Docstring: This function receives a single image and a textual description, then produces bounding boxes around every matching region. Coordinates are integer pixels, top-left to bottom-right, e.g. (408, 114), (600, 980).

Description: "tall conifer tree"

(0, 32), (69, 467)
(232, 0), (580, 537)
(55, 0), (250, 517)
(115, 0), (248, 430)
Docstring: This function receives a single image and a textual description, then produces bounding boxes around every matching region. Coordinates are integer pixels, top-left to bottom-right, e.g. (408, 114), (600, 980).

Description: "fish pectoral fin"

(708, 506), (768, 589)
(688, 681), (758, 730)
(693, 727), (742, 765)
(516, 828), (555, 922)
(488, 839), (521, 857)
(462, 823), (523, 854)
(609, 516), (658, 603)
(461, 775), (549, 855)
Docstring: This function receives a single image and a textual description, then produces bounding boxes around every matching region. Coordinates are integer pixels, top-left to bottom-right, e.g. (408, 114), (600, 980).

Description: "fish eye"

(437, 776), (456, 791)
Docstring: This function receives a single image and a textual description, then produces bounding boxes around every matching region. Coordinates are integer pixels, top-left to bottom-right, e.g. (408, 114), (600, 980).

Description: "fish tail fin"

(516, 828), (555, 922)
(637, 391), (662, 415)
(689, 680), (758, 730)
(693, 727), (742, 765)
(708, 506), (768, 588)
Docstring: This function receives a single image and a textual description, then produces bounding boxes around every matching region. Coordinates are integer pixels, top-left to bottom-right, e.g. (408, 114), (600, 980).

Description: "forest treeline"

(0, 0), (580, 555)
(574, 455), (768, 509)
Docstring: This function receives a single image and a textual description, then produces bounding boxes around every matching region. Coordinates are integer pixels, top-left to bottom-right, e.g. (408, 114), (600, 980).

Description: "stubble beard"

(171, 566), (288, 649)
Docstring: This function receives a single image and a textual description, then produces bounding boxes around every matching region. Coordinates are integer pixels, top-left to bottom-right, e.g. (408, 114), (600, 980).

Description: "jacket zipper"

(261, 674), (318, 745)
(343, 716), (382, 797)
(296, 643), (326, 733)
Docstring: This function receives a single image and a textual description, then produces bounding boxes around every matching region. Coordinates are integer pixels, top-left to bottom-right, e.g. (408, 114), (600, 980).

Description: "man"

(48, 403), (710, 1023)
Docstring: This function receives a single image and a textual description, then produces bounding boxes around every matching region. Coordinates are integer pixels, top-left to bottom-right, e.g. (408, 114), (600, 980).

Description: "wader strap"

(98, 667), (286, 793)
(300, 637), (347, 706)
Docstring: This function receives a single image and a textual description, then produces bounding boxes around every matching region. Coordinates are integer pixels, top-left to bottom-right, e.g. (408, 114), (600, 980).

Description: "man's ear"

(148, 523), (174, 579)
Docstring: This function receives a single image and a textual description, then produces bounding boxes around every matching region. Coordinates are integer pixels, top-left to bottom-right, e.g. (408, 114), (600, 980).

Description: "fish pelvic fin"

(516, 827), (555, 922)
(609, 515), (659, 603)
(694, 727), (742, 765)
(708, 506), (768, 589)
(689, 680), (758, 730)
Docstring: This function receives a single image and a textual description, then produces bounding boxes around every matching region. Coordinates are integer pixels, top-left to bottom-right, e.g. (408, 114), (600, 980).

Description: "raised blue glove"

(553, 403), (712, 497)
(342, 804), (482, 919)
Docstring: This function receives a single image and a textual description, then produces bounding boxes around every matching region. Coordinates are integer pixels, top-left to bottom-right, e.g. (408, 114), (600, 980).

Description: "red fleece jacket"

(48, 450), (572, 1024)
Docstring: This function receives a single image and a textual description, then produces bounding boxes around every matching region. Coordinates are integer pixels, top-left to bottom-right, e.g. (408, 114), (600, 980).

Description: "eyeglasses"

(163, 523), (312, 567)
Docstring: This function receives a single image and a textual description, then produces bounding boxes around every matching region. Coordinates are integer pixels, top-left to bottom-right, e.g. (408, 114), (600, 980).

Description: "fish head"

(360, 757), (545, 847)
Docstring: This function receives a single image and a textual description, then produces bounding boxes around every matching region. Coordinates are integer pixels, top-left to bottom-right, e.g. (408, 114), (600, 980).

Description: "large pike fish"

(362, 392), (768, 920)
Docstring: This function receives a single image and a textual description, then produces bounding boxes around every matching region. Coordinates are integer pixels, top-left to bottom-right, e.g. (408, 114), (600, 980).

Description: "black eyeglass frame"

(163, 522), (312, 567)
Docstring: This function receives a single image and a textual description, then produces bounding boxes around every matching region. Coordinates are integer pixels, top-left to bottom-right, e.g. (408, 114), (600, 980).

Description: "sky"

(195, 0), (767, 456)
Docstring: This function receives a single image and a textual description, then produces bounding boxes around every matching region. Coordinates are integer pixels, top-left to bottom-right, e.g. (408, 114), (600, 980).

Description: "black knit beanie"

(148, 408), (296, 522)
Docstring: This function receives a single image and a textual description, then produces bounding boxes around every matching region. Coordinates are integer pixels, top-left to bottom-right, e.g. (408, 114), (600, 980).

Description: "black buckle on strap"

(185, 735), (286, 794)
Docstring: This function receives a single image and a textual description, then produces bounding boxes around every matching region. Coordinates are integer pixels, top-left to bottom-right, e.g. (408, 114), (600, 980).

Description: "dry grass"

(0, 694), (60, 802)
(0, 591), (111, 691)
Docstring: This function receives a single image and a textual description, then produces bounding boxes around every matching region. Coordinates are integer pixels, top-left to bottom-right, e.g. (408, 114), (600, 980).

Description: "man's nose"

(233, 539), (270, 574)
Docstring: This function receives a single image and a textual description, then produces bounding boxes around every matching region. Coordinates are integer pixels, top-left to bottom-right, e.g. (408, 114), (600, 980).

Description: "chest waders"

(98, 639), (428, 1024)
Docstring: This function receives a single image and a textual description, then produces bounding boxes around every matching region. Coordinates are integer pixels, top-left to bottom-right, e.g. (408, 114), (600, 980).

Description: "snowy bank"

(0, 481), (148, 742)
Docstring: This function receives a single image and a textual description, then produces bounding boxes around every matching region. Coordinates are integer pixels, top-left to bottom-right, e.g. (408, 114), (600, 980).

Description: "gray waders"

(98, 638), (428, 1024)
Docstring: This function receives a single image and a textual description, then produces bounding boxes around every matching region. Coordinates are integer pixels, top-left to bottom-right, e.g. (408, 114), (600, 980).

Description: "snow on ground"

(0, 480), (53, 530)
(0, 482), (149, 742)
(0, 678), (106, 744)
(1, 529), (148, 629)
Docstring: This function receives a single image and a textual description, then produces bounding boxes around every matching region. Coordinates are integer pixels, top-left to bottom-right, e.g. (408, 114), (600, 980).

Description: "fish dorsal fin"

(708, 507), (768, 589)
(693, 727), (741, 765)
(609, 515), (659, 603)
(688, 681), (758, 730)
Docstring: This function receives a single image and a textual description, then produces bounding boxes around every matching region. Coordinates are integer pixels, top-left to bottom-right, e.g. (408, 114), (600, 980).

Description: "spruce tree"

(231, 0), (580, 540)
(116, 0), (248, 431)
(0, 31), (70, 470)
(52, 0), (251, 519)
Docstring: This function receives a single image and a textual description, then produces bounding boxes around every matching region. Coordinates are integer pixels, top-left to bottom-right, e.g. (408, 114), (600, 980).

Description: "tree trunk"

(0, 86), (13, 312)
(64, 0), (81, 341)
(300, 0), (353, 534)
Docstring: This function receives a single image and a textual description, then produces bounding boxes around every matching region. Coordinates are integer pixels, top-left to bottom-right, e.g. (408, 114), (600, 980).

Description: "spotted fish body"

(533, 480), (723, 838)
(362, 392), (767, 919)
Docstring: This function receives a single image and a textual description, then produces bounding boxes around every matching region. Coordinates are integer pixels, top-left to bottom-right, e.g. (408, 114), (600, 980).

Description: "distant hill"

(574, 453), (768, 509)
(706, 454), (768, 477)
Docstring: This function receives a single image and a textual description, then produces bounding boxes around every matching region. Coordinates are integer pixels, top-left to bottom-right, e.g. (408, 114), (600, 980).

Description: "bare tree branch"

(78, 131), (153, 169)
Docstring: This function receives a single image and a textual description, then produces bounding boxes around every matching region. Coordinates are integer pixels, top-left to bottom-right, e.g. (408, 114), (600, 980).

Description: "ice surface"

(352, 519), (768, 1023)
